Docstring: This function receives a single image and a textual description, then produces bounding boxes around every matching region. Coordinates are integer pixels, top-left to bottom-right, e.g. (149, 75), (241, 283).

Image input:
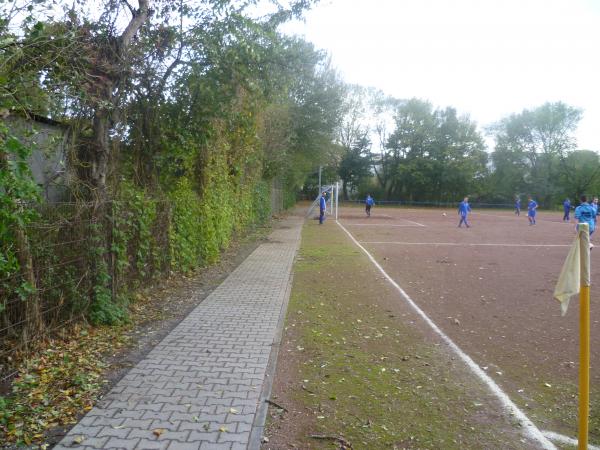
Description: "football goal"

(306, 182), (340, 220)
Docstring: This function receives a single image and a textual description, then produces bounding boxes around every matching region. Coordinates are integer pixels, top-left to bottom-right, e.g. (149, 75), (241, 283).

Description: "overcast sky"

(281, 0), (600, 151)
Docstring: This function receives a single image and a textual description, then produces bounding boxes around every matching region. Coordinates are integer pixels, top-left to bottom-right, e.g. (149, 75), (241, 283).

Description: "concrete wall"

(5, 115), (71, 202)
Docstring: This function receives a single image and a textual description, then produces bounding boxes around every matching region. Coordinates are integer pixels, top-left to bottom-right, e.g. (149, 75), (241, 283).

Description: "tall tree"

(338, 134), (371, 199)
(386, 99), (486, 202)
(369, 92), (400, 199)
(557, 150), (600, 200)
(489, 102), (582, 205)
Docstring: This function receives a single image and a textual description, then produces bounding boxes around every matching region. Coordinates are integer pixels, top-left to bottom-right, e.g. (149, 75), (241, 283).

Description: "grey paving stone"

(96, 426), (131, 439)
(168, 441), (201, 450)
(135, 439), (169, 450)
(187, 430), (221, 443)
(104, 436), (141, 449)
(218, 431), (250, 444)
(55, 218), (302, 450)
(199, 443), (232, 450)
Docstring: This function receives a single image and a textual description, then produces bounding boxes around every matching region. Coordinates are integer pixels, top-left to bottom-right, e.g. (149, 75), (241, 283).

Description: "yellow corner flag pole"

(579, 223), (590, 450)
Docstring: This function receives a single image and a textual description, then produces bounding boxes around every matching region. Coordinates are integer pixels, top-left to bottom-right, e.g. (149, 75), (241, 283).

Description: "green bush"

(169, 178), (204, 272)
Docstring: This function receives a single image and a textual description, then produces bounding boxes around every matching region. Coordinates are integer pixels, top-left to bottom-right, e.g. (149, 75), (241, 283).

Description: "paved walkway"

(55, 217), (303, 450)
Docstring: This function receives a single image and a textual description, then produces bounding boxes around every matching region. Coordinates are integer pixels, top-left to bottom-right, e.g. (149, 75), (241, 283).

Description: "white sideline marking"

(401, 219), (426, 227)
(473, 212), (570, 225)
(336, 220), (557, 449)
(345, 223), (425, 228)
(365, 214), (395, 219)
(360, 241), (570, 248)
(542, 430), (600, 450)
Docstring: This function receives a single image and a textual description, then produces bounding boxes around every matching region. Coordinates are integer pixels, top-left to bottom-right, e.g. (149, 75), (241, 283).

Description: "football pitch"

(335, 204), (600, 447)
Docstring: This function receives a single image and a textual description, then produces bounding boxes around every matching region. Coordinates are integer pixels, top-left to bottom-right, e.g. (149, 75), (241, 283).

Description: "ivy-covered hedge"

(0, 157), (274, 349)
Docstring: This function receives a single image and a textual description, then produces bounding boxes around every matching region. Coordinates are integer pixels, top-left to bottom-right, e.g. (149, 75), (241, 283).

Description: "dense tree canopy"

(376, 99), (487, 202)
(487, 102), (584, 206)
(334, 97), (592, 207)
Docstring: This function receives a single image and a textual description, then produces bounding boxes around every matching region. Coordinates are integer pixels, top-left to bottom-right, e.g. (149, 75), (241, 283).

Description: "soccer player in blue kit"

(319, 191), (326, 224)
(458, 196), (471, 228)
(527, 197), (538, 225)
(576, 195), (596, 249)
(563, 198), (571, 221)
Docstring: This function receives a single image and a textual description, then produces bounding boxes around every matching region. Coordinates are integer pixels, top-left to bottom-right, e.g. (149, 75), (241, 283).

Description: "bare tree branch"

(120, 0), (150, 50)
(157, 0), (185, 97)
(121, 0), (136, 17)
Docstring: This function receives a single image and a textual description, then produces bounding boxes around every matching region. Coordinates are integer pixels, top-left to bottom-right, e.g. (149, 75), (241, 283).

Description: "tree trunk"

(13, 225), (43, 345)
(88, 0), (150, 199)
(85, 2), (150, 307)
(91, 107), (110, 201)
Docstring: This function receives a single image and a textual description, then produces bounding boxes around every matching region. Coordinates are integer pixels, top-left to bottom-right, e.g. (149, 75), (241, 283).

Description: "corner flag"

(553, 223), (591, 450)
(553, 224), (590, 316)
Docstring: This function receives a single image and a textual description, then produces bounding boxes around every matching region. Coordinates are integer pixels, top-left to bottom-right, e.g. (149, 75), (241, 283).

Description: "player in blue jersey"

(319, 191), (326, 224)
(365, 194), (375, 217)
(527, 197), (538, 225)
(458, 196), (471, 228)
(515, 197), (521, 216)
(575, 195), (596, 249)
(563, 198), (571, 221)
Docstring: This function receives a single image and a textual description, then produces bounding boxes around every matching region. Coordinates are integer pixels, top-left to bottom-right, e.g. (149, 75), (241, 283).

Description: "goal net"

(306, 183), (339, 220)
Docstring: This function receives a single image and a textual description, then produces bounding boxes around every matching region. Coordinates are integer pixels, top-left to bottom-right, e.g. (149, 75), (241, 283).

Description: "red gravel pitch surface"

(337, 205), (600, 442)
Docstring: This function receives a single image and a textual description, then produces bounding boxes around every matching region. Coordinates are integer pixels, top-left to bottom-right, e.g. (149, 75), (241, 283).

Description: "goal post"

(306, 183), (339, 220)
(335, 181), (339, 220)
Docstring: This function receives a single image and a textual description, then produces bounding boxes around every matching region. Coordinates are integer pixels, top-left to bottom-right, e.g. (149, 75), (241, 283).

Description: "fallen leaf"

(153, 428), (165, 437)
(229, 408), (239, 414)
(73, 435), (85, 444)
(219, 426), (228, 432)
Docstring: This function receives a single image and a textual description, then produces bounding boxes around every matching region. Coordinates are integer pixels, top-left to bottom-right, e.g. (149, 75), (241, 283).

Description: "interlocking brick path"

(55, 218), (303, 450)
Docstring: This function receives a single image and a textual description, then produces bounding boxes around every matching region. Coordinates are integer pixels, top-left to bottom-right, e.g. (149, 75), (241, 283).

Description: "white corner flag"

(553, 224), (590, 316)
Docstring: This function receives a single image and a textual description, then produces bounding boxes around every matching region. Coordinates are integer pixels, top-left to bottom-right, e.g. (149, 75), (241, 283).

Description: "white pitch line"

(336, 220), (556, 449)
(345, 223), (424, 228)
(360, 241), (570, 248)
(472, 212), (570, 225)
(542, 430), (600, 450)
(400, 219), (426, 227)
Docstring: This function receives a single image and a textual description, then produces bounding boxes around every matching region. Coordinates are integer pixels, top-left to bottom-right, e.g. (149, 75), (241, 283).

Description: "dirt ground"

(264, 214), (547, 449)
(336, 205), (600, 443)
